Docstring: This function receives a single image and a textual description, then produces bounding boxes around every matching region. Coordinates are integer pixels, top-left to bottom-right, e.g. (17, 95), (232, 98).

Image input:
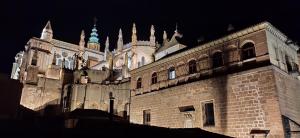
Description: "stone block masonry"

(130, 66), (292, 138)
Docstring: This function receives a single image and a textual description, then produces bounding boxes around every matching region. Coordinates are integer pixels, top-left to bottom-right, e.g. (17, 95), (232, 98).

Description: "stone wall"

(130, 30), (268, 94)
(20, 77), (62, 110)
(273, 67), (300, 138)
(130, 66), (285, 138)
(70, 80), (130, 117)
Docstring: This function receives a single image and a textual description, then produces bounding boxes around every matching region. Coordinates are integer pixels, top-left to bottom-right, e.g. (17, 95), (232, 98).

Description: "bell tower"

(87, 18), (100, 51)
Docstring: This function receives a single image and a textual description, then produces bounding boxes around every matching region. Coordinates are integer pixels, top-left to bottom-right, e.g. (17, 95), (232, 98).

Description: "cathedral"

(11, 21), (300, 138)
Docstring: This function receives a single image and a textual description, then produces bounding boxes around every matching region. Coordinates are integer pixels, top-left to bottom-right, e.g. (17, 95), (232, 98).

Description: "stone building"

(11, 20), (160, 116)
(11, 20), (300, 137)
(129, 22), (300, 138)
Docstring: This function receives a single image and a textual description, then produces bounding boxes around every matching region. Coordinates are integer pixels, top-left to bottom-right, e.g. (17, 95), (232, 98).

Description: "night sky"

(1, 0), (300, 74)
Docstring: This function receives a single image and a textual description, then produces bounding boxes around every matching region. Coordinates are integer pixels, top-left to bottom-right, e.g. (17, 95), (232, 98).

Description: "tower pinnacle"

(163, 30), (168, 46)
(40, 20), (53, 41)
(131, 23), (137, 46)
(150, 25), (156, 47)
(105, 36), (109, 51)
(117, 28), (123, 53)
(87, 19), (100, 51)
(79, 30), (85, 50)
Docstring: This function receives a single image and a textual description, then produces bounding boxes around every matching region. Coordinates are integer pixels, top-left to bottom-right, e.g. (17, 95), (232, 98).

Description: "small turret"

(40, 21), (53, 41)
(163, 30), (168, 46)
(117, 28), (124, 53)
(150, 25), (156, 47)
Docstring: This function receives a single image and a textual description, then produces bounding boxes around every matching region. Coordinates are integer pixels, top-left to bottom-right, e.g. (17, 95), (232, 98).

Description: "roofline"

(130, 21), (292, 74)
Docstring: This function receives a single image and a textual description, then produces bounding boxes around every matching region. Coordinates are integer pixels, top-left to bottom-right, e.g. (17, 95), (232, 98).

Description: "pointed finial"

(117, 28), (124, 52)
(151, 25), (155, 36)
(119, 28), (123, 38)
(163, 30), (167, 40)
(132, 23), (137, 34)
(45, 21), (52, 30)
(105, 36), (109, 49)
(79, 30), (85, 49)
(80, 30), (85, 39)
(150, 25), (156, 47)
(132, 23), (137, 45)
(41, 20), (53, 41)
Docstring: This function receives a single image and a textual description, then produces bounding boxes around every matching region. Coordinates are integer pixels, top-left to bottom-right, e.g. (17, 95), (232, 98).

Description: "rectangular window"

(143, 109), (151, 125)
(31, 59), (37, 66)
(202, 101), (215, 127)
(168, 67), (176, 80)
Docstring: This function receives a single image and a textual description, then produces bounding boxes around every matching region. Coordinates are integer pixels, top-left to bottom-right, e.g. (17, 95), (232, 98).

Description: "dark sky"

(1, 0), (300, 74)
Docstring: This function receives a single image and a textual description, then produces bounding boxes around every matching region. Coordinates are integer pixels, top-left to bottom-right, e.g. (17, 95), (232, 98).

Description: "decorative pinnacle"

(119, 28), (123, 38)
(151, 25), (155, 36)
(163, 30), (167, 40)
(132, 23), (136, 34)
(105, 36), (109, 48)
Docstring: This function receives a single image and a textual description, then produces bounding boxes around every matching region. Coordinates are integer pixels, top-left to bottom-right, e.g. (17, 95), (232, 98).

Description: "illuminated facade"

(129, 22), (300, 138)
(11, 21), (300, 137)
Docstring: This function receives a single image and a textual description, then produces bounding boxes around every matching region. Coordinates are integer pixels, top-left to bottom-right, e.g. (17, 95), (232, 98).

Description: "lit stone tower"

(40, 21), (53, 41)
(150, 25), (156, 47)
(87, 20), (100, 51)
(117, 28), (123, 53)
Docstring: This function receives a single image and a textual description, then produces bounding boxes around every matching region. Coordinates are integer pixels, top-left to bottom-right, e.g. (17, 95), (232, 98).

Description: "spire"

(150, 25), (156, 47)
(105, 36), (109, 50)
(117, 28), (123, 53)
(87, 18), (100, 51)
(131, 23), (137, 46)
(88, 24), (99, 44)
(79, 30), (85, 50)
(104, 36), (109, 60)
(40, 20), (53, 41)
(163, 30), (168, 46)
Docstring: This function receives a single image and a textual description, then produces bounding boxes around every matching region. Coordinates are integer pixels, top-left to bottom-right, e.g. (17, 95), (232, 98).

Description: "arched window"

(212, 52), (223, 68)
(168, 67), (176, 80)
(137, 78), (142, 89)
(241, 42), (255, 60)
(188, 60), (197, 74)
(151, 72), (157, 84)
